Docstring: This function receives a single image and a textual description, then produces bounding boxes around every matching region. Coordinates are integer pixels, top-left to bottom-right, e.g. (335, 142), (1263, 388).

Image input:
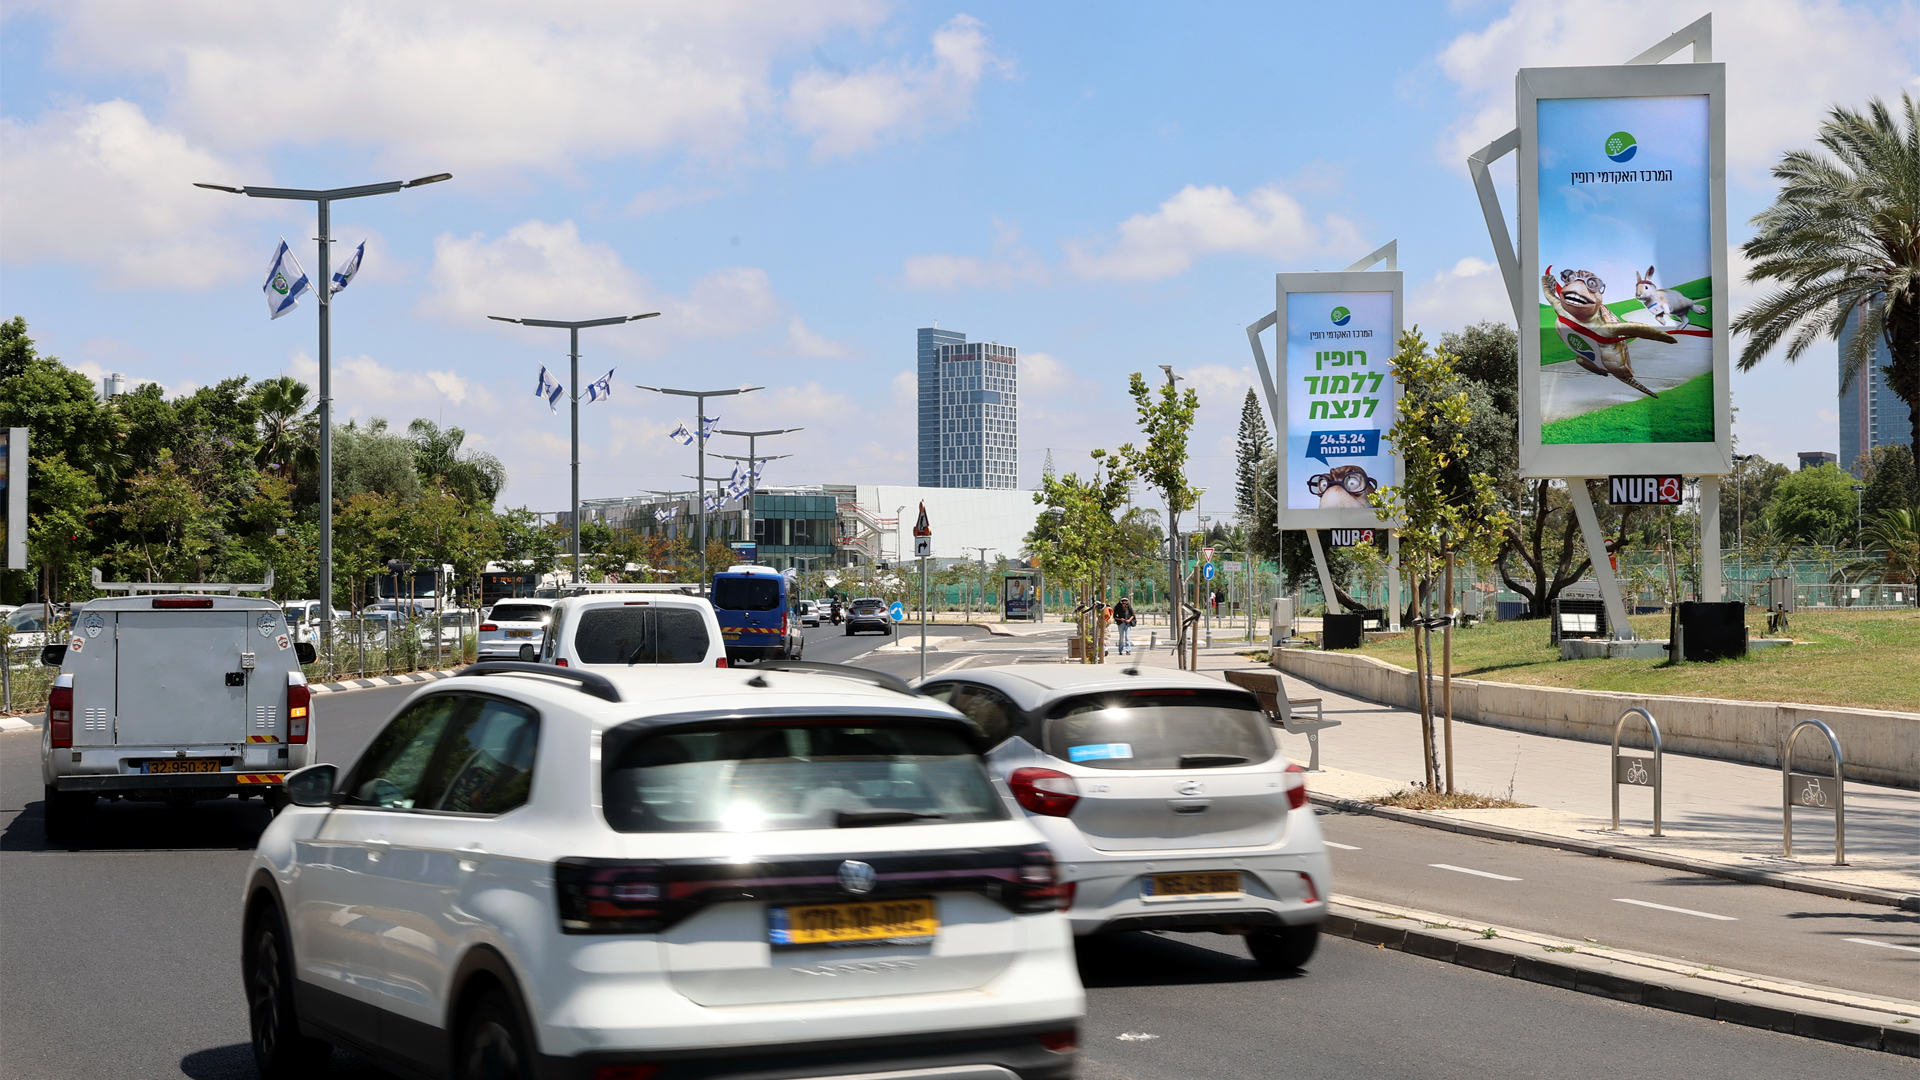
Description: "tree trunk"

(1410, 572), (1435, 791)
(1442, 551), (1455, 795)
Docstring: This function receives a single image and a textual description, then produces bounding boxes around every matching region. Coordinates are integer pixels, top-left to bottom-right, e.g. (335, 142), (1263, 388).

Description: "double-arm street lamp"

(487, 314), (661, 583)
(196, 173), (451, 657)
(715, 426), (801, 552)
(637, 384), (763, 583)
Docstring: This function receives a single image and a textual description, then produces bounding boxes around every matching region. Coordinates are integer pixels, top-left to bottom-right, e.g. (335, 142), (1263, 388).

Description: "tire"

(845, 626), (855, 636)
(248, 909), (330, 1078)
(43, 785), (91, 843)
(1247, 924), (1319, 971)
(457, 988), (533, 1080)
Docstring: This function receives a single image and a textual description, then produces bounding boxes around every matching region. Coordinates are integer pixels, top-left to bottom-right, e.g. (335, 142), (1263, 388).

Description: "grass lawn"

(1347, 609), (1920, 713)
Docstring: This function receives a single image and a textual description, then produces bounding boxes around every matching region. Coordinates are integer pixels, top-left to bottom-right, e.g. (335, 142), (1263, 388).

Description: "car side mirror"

(294, 641), (317, 664)
(284, 763), (338, 808)
(41, 643), (66, 667)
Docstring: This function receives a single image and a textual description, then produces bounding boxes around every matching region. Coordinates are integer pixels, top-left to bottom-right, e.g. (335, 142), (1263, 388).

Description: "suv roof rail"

(457, 661), (622, 703)
(747, 660), (914, 697)
(558, 582), (703, 597)
(91, 567), (274, 595)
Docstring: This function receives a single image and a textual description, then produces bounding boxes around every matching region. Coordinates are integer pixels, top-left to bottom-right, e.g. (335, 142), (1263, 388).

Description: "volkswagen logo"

(837, 860), (876, 895)
(1176, 780), (1206, 797)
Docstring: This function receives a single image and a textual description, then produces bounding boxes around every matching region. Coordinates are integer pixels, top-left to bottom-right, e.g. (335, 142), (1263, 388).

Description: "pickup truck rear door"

(114, 610), (251, 747)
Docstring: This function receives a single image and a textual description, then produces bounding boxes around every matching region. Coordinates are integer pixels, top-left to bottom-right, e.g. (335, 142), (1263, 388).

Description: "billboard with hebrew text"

(1276, 271), (1402, 529)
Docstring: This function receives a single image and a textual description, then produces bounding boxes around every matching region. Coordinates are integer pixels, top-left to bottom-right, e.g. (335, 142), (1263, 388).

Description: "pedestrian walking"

(1113, 596), (1137, 655)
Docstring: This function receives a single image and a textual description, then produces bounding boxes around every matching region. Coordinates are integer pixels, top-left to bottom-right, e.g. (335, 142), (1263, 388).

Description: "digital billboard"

(1274, 271), (1402, 529)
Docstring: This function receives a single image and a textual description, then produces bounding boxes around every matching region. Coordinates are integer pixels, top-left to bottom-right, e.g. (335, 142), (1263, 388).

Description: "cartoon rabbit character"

(1634, 266), (1708, 329)
(1542, 266), (1676, 399)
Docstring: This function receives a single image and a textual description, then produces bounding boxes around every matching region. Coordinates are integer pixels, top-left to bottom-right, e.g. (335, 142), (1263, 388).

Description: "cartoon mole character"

(1308, 464), (1377, 509)
(1542, 266), (1676, 398)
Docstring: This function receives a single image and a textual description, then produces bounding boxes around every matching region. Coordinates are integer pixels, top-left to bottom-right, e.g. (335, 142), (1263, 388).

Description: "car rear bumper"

(54, 771), (286, 793)
(536, 1021), (1077, 1080)
(1061, 849), (1330, 936)
(847, 619), (890, 632)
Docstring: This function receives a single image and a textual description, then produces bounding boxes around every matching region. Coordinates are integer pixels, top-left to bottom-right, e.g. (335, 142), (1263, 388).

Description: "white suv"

(478, 599), (555, 662)
(242, 662), (1085, 1080)
(542, 593), (728, 669)
(919, 665), (1330, 970)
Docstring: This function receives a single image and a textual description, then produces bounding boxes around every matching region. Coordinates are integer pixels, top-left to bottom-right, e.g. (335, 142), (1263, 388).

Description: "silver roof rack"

(91, 567), (274, 595)
(557, 581), (702, 597)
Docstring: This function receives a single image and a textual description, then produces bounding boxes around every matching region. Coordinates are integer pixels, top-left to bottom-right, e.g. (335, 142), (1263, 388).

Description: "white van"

(541, 590), (728, 668)
(40, 572), (317, 840)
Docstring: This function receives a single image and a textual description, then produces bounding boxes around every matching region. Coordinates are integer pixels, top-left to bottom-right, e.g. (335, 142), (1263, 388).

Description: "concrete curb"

(308, 669), (461, 695)
(1312, 791), (1920, 912)
(0, 715), (35, 731)
(1323, 898), (1919, 1057)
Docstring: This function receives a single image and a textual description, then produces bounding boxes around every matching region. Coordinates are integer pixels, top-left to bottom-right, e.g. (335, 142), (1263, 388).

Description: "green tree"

(250, 376), (318, 484)
(1733, 93), (1920, 459)
(1861, 509), (1919, 586)
(1233, 388), (1273, 526)
(102, 451), (217, 582)
(1027, 453), (1133, 662)
(327, 418), (423, 503)
(1724, 454), (1792, 548)
(1111, 371), (1200, 663)
(495, 508), (558, 578)
(409, 419), (506, 508)
(1766, 463), (1860, 544)
(23, 453), (100, 601)
(1857, 443), (1917, 524)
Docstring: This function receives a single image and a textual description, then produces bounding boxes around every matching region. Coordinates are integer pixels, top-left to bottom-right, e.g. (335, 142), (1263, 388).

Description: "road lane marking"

(1612, 898), (1737, 921)
(1844, 937), (1920, 954)
(1429, 863), (1520, 881)
(1324, 842), (1361, 850)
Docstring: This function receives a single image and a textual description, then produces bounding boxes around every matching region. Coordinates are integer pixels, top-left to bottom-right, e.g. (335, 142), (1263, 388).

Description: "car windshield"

(602, 720), (1006, 833)
(852, 600), (884, 613)
(1043, 689), (1274, 771)
(711, 576), (782, 611)
(488, 604), (550, 624)
(573, 606), (709, 664)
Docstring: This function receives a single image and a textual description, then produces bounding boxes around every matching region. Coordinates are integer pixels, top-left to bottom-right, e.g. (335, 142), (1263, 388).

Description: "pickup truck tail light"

(714, 657), (727, 668)
(48, 686), (74, 749)
(1284, 762), (1308, 810)
(287, 680), (310, 743)
(1008, 767), (1079, 817)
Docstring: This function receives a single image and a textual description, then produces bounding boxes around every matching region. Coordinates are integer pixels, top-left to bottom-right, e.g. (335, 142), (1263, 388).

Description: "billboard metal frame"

(3, 428), (23, 572)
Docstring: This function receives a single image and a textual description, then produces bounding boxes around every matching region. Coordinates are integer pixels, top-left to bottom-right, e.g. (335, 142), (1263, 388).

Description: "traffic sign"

(1202, 546), (1215, 562)
(1223, 561), (1244, 572)
(889, 601), (906, 622)
(1202, 562), (1215, 581)
(914, 535), (931, 558)
(912, 502), (932, 537)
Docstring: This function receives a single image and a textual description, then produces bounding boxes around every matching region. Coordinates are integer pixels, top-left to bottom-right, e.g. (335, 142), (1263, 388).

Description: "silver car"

(919, 664), (1329, 970)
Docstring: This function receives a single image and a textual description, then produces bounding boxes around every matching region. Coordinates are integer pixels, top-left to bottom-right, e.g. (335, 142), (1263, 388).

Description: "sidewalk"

(1111, 636), (1920, 903)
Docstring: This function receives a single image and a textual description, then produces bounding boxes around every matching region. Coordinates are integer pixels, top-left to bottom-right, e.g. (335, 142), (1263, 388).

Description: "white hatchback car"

(918, 665), (1329, 970)
(478, 599), (555, 662)
(242, 662), (1084, 1080)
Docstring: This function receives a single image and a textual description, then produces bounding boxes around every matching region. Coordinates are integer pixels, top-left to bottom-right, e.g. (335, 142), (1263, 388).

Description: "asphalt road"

(1, 637), (1910, 1078)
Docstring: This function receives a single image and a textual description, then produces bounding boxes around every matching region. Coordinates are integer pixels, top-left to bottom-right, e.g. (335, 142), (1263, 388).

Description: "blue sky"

(3, 1), (1915, 517)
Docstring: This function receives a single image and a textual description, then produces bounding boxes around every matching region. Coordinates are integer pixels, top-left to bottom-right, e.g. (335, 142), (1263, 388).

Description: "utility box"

(1769, 575), (1795, 614)
(1322, 612), (1365, 650)
(1672, 601), (1748, 662)
(1268, 598), (1294, 646)
(1550, 597), (1609, 645)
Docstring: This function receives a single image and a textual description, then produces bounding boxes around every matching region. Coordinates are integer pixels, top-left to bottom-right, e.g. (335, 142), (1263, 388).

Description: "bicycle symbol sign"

(1790, 774), (1833, 809)
(1614, 756), (1654, 787)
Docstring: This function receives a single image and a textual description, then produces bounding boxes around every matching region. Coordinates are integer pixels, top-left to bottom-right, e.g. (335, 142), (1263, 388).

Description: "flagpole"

(635, 384), (763, 587)
(570, 326), (581, 584)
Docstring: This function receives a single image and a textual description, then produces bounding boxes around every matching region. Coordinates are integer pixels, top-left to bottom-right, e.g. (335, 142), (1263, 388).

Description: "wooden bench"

(1223, 668), (1340, 771)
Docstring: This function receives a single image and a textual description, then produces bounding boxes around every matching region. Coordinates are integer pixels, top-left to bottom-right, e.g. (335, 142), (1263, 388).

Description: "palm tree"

(252, 376), (318, 482)
(408, 419), (506, 507)
(1732, 93), (1920, 452)
(1863, 508), (1919, 587)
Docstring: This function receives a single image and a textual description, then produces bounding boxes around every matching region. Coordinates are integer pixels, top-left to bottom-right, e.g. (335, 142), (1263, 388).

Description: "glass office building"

(1838, 308), (1913, 475)
(918, 329), (1018, 489)
(918, 327), (966, 485)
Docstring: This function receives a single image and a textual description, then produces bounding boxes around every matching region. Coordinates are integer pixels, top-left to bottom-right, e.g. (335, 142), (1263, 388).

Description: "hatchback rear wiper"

(1180, 754), (1250, 768)
(835, 810), (947, 827)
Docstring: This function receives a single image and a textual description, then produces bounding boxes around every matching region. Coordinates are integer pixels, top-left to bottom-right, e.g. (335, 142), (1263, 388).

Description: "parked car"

(280, 600), (345, 645)
(710, 564), (802, 663)
(3, 604), (66, 652)
(477, 598), (555, 661)
(845, 596), (893, 636)
(42, 583), (318, 840)
(242, 663), (1084, 1079)
(795, 599), (822, 627)
(541, 590), (728, 668)
(917, 664), (1329, 970)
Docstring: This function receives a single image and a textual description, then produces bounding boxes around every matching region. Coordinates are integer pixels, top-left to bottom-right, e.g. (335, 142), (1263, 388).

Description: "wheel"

(43, 785), (91, 843)
(248, 909), (331, 1078)
(846, 626), (855, 636)
(457, 988), (532, 1080)
(1247, 924), (1319, 971)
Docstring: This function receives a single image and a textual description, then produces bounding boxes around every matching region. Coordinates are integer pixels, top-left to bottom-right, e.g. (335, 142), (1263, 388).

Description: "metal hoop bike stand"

(1782, 719), (1845, 865)
(1609, 707), (1662, 835)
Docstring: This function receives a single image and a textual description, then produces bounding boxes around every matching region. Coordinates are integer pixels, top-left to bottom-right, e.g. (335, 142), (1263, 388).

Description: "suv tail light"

(555, 658), (568, 667)
(1008, 767), (1079, 817)
(287, 680), (310, 743)
(48, 685), (74, 748)
(714, 657), (727, 668)
(1284, 762), (1308, 810)
(1012, 846), (1073, 912)
(480, 623), (498, 632)
(1038, 1029), (1079, 1052)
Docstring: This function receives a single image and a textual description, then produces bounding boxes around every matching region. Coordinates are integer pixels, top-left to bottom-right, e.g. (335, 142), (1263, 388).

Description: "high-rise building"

(917, 328), (1019, 489)
(1839, 307), (1913, 475)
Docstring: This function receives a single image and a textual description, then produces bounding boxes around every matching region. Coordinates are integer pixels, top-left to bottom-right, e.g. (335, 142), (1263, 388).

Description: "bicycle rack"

(1782, 719), (1845, 864)
(1609, 707), (1662, 836)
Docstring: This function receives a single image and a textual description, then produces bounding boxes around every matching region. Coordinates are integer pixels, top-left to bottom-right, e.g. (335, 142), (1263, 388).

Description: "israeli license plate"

(506, 630), (532, 638)
(768, 897), (938, 947)
(1145, 872), (1241, 898)
(144, 758), (220, 774)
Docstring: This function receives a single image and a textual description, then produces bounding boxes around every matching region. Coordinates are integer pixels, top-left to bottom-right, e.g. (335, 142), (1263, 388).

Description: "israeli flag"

(534, 366), (564, 411)
(262, 239), (311, 320)
(699, 415), (720, 439)
(668, 423), (694, 446)
(329, 239), (366, 297)
(703, 494), (721, 513)
(585, 368), (615, 404)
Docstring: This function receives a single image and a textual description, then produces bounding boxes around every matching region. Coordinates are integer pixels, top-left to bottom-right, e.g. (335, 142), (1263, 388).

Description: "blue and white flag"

(585, 368), (615, 404)
(534, 365), (564, 411)
(699, 415), (720, 439)
(703, 494), (721, 513)
(668, 423), (694, 446)
(262, 239), (311, 320)
(329, 239), (366, 297)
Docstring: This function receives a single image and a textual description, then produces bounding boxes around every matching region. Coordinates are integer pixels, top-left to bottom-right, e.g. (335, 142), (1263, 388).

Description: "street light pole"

(1853, 484), (1866, 545)
(969, 547), (996, 623)
(637, 384), (763, 585)
(488, 314), (661, 583)
(716, 427), (801, 556)
(197, 172), (451, 662)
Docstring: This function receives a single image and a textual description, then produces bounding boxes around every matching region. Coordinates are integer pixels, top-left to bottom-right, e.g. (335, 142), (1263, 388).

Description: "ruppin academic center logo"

(1329, 306), (1352, 327)
(1605, 130), (1638, 163)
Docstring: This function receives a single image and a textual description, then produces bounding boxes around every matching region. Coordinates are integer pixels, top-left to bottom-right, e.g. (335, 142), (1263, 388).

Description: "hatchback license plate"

(144, 758), (220, 774)
(769, 898), (937, 947)
(1146, 872), (1241, 898)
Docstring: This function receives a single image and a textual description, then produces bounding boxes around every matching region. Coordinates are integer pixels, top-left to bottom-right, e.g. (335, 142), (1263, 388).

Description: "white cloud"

(623, 185), (722, 217)
(0, 100), (270, 287)
(1064, 183), (1362, 281)
(786, 14), (1010, 159)
(1436, 1), (1920, 180)
(285, 350), (494, 427)
(901, 253), (1048, 289)
(785, 317), (857, 358)
(418, 219), (780, 339)
(1408, 256), (1514, 333)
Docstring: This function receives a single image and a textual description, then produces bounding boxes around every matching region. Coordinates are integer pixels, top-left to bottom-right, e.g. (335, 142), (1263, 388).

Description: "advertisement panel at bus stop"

(1276, 271), (1402, 530)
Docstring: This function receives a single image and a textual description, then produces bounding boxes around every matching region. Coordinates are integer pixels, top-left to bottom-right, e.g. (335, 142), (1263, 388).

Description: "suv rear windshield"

(711, 576), (782, 611)
(573, 606), (710, 664)
(603, 721), (1006, 832)
(1043, 689), (1273, 771)
(851, 599), (884, 614)
(488, 604), (551, 624)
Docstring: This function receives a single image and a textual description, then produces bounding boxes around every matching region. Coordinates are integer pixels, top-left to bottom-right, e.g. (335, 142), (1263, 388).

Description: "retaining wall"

(1271, 648), (1919, 789)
